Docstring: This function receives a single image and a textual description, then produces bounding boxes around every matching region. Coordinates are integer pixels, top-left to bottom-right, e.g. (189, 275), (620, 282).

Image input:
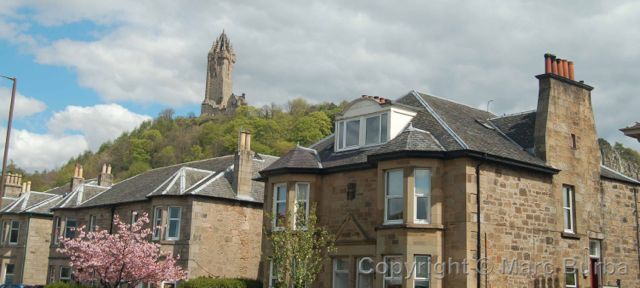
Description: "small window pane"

(386, 170), (403, 196)
(365, 116), (381, 145)
(415, 170), (430, 195)
(416, 197), (428, 220)
(169, 207), (180, 218)
(381, 113), (388, 142)
(337, 122), (344, 149)
(387, 198), (403, 221)
(565, 267), (576, 286)
(415, 256), (430, 279)
(346, 119), (360, 147)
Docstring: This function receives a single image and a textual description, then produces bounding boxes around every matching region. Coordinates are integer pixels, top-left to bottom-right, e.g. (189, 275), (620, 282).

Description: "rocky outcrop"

(599, 138), (640, 179)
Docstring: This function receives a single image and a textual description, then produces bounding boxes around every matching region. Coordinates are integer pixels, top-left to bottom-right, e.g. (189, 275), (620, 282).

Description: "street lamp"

(0, 75), (16, 203)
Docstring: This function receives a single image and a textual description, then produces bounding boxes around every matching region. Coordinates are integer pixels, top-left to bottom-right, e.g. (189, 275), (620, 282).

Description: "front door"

(590, 258), (600, 288)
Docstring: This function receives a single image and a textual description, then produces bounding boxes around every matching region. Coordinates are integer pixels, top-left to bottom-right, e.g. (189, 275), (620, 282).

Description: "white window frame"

(131, 211), (139, 225)
(563, 185), (575, 233)
(414, 169), (432, 224)
(589, 239), (601, 258)
(356, 257), (374, 288)
(335, 112), (390, 152)
(59, 266), (71, 283)
(565, 266), (577, 288)
(152, 207), (163, 240)
(4, 263), (15, 284)
(8, 220), (19, 245)
(383, 255), (403, 288)
(332, 257), (349, 288)
(272, 183), (288, 230)
(88, 215), (96, 232)
(53, 217), (61, 244)
(384, 169), (404, 224)
(414, 255), (431, 288)
(64, 218), (77, 239)
(294, 182), (310, 229)
(166, 207), (181, 241)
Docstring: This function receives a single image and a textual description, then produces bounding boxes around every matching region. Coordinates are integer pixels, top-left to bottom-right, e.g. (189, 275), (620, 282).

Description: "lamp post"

(0, 75), (16, 203)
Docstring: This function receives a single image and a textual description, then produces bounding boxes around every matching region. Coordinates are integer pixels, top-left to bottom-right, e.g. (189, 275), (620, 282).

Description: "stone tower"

(201, 31), (246, 117)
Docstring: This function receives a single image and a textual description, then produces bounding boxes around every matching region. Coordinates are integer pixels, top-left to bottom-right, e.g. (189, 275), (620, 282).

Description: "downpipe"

(476, 154), (487, 288)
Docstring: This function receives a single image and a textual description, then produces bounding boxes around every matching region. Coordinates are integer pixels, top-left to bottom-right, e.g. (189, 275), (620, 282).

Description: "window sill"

(561, 232), (580, 240)
(376, 223), (445, 231)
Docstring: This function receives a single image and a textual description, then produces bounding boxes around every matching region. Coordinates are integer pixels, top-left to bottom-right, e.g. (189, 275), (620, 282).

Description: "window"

(2, 221), (9, 243)
(166, 207), (181, 240)
(295, 183), (310, 229)
(53, 217), (62, 244)
(88, 215), (96, 232)
(48, 266), (55, 284)
(131, 211), (139, 225)
(4, 264), (15, 284)
(152, 207), (162, 240)
(383, 255), (403, 288)
(589, 239), (601, 258)
(9, 220), (19, 244)
(385, 170), (404, 224)
(60, 267), (71, 283)
(414, 169), (431, 223)
(414, 255), (431, 288)
(571, 134), (577, 149)
(273, 184), (288, 229)
(333, 258), (349, 288)
(65, 218), (77, 239)
(268, 262), (278, 288)
(563, 185), (575, 233)
(336, 112), (389, 151)
(356, 257), (374, 288)
(565, 266), (577, 288)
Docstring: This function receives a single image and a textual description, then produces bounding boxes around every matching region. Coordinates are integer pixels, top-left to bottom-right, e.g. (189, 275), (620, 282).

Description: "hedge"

(177, 277), (262, 288)
(44, 282), (87, 288)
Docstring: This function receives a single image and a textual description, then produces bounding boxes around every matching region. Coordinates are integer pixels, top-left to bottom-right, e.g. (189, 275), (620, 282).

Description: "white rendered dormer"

(334, 96), (417, 152)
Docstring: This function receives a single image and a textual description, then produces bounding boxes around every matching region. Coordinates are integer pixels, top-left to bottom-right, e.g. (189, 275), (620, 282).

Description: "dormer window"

(336, 112), (389, 151)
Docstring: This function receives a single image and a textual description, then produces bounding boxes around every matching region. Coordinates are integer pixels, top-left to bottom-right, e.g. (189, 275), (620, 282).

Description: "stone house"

(259, 54), (640, 288)
(47, 131), (277, 284)
(0, 175), (64, 285)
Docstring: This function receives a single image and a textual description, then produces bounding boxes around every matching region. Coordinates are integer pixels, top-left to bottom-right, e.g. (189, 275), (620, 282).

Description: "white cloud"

(0, 87), (47, 119)
(0, 0), (639, 149)
(47, 104), (151, 150)
(0, 127), (88, 172)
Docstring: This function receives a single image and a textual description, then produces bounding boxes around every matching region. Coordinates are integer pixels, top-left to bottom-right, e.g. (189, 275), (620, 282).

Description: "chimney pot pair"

(238, 130), (251, 151)
(74, 164), (84, 179)
(21, 181), (31, 193)
(544, 53), (575, 80)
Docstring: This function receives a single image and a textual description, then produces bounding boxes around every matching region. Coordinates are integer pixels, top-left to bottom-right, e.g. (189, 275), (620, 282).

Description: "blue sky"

(1, 1), (639, 172)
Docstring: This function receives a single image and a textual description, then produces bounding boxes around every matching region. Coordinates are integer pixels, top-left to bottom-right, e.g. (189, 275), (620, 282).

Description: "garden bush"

(178, 277), (262, 288)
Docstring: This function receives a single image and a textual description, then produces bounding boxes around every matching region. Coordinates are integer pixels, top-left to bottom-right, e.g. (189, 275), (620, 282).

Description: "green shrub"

(44, 282), (87, 288)
(178, 277), (262, 288)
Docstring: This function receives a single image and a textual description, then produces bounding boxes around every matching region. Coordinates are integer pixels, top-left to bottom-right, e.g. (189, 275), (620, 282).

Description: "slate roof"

(489, 111), (537, 150)
(54, 180), (109, 209)
(266, 145), (323, 170)
(0, 191), (62, 216)
(263, 91), (552, 174)
(56, 153), (278, 209)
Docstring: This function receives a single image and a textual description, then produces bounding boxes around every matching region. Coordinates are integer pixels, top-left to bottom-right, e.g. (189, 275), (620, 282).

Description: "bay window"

(60, 267), (71, 283)
(414, 255), (431, 288)
(332, 258), (349, 288)
(385, 170), (404, 224)
(563, 185), (575, 233)
(295, 183), (310, 229)
(273, 183), (288, 229)
(336, 112), (389, 151)
(357, 257), (374, 288)
(4, 264), (15, 284)
(64, 218), (77, 239)
(166, 207), (181, 240)
(414, 169), (432, 223)
(152, 207), (162, 240)
(383, 255), (403, 288)
(8, 220), (19, 244)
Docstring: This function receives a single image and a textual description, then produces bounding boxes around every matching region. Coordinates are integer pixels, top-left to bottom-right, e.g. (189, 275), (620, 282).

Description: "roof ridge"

(411, 90), (469, 150)
(489, 109), (537, 120)
(416, 91), (497, 117)
(25, 194), (62, 213)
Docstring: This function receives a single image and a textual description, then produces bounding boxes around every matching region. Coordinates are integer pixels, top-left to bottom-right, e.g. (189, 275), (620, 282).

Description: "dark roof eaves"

(601, 175), (640, 186)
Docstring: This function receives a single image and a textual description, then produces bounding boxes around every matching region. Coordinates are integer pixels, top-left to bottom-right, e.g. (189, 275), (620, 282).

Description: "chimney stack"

(70, 164), (84, 192)
(233, 130), (254, 200)
(2, 173), (23, 198)
(544, 53), (576, 80)
(98, 163), (114, 187)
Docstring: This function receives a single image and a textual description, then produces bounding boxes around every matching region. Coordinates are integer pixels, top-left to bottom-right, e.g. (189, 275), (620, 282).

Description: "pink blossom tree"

(58, 213), (187, 288)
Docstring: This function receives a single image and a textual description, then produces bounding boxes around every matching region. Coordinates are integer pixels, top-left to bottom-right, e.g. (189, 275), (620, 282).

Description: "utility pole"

(0, 75), (17, 204)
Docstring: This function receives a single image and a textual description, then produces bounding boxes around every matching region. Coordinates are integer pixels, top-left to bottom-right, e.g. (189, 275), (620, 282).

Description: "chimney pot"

(551, 56), (558, 74)
(557, 59), (565, 77)
(107, 164), (112, 175)
(562, 60), (569, 78)
(544, 54), (552, 73)
(567, 61), (575, 80)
